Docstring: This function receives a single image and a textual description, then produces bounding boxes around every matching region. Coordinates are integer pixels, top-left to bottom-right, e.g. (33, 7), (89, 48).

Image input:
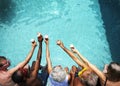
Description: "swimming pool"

(0, 0), (112, 70)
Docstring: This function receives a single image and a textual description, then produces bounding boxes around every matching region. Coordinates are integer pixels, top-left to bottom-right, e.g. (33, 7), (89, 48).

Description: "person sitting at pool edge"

(70, 44), (101, 86)
(57, 40), (99, 86)
(44, 35), (71, 86)
(0, 39), (37, 86)
(72, 46), (120, 86)
(12, 33), (44, 86)
(63, 42), (120, 86)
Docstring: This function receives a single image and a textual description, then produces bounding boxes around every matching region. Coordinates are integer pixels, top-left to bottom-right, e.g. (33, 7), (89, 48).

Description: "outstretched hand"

(31, 40), (37, 48)
(70, 44), (77, 53)
(37, 32), (43, 42)
(44, 35), (49, 45)
(56, 40), (64, 48)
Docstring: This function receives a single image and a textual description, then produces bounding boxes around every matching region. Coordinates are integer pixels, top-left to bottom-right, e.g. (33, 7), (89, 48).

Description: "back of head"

(50, 66), (66, 82)
(12, 70), (24, 83)
(82, 72), (98, 86)
(107, 62), (120, 82)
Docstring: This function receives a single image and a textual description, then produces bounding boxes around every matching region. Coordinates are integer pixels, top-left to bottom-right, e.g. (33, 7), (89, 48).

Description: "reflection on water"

(0, 0), (69, 26)
(0, 0), (112, 70)
(0, 0), (16, 24)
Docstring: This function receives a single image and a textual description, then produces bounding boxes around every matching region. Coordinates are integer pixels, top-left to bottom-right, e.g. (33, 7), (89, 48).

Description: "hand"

(37, 32), (43, 42)
(56, 40), (64, 47)
(44, 35), (49, 45)
(70, 44), (77, 53)
(31, 40), (37, 48)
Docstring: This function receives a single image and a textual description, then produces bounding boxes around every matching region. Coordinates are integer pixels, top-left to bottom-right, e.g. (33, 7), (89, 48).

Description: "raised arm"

(8, 40), (37, 74)
(70, 44), (89, 66)
(56, 40), (87, 69)
(44, 35), (52, 74)
(70, 44), (106, 81)
(31, 33), (43, 78)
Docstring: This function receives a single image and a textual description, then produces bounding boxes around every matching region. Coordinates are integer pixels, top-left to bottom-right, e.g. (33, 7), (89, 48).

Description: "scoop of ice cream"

(44, 35), (48, 40)
(31, 39), (35, 43)
(37, 32), (42, 37)
(70, 44), (74, 49)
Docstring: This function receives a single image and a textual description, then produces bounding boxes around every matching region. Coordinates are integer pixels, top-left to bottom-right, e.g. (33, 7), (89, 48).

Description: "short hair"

(0, 56), (7, 67)
(12, 70), (24, 83)
(81, 72), (98, 86)
(0, 56), (6, 59)
(107, 62), (120, 81)
(50, 66), (66, 82)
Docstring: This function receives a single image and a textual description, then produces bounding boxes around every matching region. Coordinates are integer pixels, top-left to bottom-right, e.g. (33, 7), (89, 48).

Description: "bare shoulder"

(0, 71), (11, 78)
(0, 71), (16, 86)
(106, 81), (120, 86)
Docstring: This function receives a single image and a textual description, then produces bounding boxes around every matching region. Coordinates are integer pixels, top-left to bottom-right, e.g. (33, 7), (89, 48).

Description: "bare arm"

(69, 69), (75, 86)
(70, 45), (90, 66)
(8, 41), (37, 74)
(45, 35), (52, 74)
(57, 40), (87, 69)
(31, 33), (43, 78)
(70, 45), (106, 81)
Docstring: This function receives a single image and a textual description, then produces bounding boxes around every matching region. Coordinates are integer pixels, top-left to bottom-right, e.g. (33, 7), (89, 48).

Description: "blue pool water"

(0, 0), (112, 70)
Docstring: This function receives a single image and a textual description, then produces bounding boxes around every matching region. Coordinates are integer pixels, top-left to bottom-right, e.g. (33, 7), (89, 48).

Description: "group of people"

(0, 32), (120, 86)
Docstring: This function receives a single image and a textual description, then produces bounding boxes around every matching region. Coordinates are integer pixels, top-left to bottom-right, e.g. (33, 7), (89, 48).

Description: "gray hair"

(82, 73), (98, 86)
(50, 66), (66, 82)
